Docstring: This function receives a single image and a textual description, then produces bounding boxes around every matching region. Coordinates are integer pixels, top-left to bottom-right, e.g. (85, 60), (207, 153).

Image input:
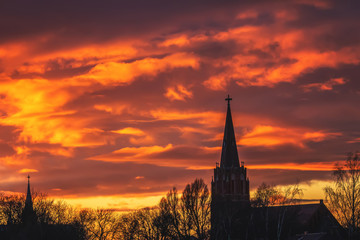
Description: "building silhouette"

(21, 175), (37, 225)
(211, 95), (250, 239)
(0, 176), (85, 240)
(210, 96), (345, 240)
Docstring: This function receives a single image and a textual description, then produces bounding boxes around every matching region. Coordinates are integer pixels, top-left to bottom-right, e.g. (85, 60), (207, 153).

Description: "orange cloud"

(18, 168), (39, 173)
(201, 20), (360, 89)
(149, 109), (222, 127)
(77, 52), (199, 85)
(165, 84), (193, 101)
(160, 35), (190, 47)
(205, 47), (359, 89)
(236, 10), (258, 20)
(99, 144), (173, 160)
(159, 33), (209, 48)
(0, 52), (201, 150)
(90, 144), (219, 169)
(112, 127), (153, 145)
(247, 162), (339, 171)
(112, 127), (145, 136)
(302, 78), (347, 92)
(239, 125), (341, 148)
(94, 104), (127, 115)
(347, 138), (360, 144)
(0, 79), (101, 147)
(0, 36), (139, 77)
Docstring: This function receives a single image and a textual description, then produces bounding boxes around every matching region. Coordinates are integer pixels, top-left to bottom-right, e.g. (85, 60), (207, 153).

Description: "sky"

(0, 0), (359, 210)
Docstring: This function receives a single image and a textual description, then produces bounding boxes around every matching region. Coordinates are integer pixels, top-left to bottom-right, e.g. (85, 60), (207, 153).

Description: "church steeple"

(25, 175), (33, 210)
(211, 95), (250, 240)
(220, 95), (240, 168)
(22, 175), (36, 225)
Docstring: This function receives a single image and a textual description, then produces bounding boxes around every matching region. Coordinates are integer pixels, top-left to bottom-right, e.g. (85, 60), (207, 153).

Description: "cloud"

(77, 52), (200, 86)
(18, 168), (38, 173)
(112, 127), (145, 136)
(165, 84), (193, 101)
(203, 27), (360, 89)
(302, 77), (347, 92)
(239, 125), (341, 148)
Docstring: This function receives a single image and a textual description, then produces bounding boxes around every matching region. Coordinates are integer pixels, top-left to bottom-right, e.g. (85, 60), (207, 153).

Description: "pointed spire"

(22, 174), (37, 225)
(25, 175), (33, 210)
(220, 95), (240, 168)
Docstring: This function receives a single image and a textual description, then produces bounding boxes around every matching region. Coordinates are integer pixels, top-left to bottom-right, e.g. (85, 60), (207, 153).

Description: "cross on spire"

(220, 95), (239, 168)
(225, 94), (232, 105)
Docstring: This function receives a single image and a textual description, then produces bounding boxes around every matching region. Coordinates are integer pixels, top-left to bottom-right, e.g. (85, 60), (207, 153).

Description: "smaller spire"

(22, 174), (37, 225)
(25, 175), (33, 209)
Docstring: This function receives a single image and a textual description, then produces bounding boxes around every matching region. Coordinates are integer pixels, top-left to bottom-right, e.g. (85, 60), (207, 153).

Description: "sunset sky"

(0, 0), (359, 210)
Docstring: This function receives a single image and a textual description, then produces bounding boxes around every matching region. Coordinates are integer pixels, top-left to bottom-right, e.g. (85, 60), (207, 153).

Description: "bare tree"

(324, 152), (360, 236)
(119, 211), (140, 240)
(154, 199), (174, 239)
(252, 183), (281, 208)
(0, 193), (24, 225)
(181, 178), (211, 240)
(132, 207), (163, 240)
(158, 187), (188, 239)
(78, 208), (120, 240)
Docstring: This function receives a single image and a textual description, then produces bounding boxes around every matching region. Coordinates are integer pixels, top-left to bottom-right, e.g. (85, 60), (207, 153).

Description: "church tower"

(22, 175), (37, 225)
(211, 95), (250, 240)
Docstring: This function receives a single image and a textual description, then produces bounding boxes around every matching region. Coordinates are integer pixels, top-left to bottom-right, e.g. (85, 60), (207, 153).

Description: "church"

(0, 176), (84, 240)
(210, 96), (346, 240)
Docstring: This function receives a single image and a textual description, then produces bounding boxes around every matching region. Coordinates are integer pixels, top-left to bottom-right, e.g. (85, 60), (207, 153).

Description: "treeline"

(3, 152), (359, 240)
(0, 178), (211, 240)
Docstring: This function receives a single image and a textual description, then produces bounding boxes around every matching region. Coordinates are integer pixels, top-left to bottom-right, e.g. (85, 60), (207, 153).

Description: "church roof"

(220, 95), (240, 168)
(249, 202), (346, 239)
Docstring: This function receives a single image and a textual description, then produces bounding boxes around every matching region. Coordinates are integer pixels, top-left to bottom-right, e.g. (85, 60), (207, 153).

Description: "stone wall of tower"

(211, 166), (249, 198)
(210, 166), (250, 240)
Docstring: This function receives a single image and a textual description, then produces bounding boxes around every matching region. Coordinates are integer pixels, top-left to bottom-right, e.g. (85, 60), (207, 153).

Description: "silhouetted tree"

(78, 208), (120, 240)
(119, 211), (140, 240)
(33, 193), (53, 224)
(182, 178), (210, 240)
(0, 193), (24, 225)
(159, 187), (188, 239)
(154, 198), (174, 239)
(324, 152), (360, 237)
(252, 183), (281, 208)
(155, 178), (211, 240)
(131, 207), (163, 240)
(0, 179), (212, 240)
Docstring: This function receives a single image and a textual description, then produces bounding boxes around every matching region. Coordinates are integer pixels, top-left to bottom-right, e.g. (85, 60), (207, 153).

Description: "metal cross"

(225, 94), (232, 105)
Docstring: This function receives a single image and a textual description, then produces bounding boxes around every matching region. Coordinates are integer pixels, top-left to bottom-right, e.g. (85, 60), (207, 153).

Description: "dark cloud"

(0, 0), (251, 46)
